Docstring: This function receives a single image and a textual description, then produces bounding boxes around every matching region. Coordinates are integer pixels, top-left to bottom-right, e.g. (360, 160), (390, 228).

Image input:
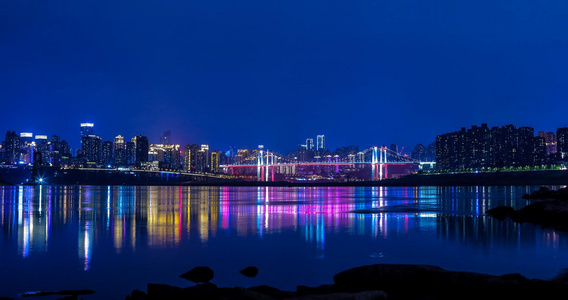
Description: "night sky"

(1, 1), (567, 153)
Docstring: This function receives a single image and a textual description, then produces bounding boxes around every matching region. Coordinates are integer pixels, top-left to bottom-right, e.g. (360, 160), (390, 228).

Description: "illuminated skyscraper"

(306, 138), (314, 150)
(558, 128), (568, 160)
(34, 135), (49, 164)
(125, 141), (135, 166)
(210, 151), (222, 173)
(197, 144), (210, 172)
(3, 131), (20, 164)
(20, 132), (34, 164)
(114, 135), (126, 166)
(102, 141), (113, 166)
(538, 131), (557, 156)
(183, 145), (191, 172)
(80, 123), (94, 145)
(81, 135), (102, 165)
(316, 135), (325, 151)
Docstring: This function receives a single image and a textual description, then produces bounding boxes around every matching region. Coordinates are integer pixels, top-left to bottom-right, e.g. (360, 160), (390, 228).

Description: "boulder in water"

(239, 266), (259, 277)
(179, 266), (214, 283)
(486, 206), (516, 220)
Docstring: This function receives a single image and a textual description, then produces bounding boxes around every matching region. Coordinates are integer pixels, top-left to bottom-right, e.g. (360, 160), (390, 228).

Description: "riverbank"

(121, 264), (568, 300)
(2, 168), (567, 187)
(184, 170), (568, 187)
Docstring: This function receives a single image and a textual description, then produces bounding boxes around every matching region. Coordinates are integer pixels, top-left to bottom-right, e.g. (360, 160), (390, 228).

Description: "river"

(1, 185), (567, 299)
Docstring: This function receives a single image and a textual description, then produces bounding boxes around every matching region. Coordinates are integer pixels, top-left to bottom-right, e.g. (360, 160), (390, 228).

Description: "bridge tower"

(257, 146), (264, 181)
(257, 145), (276, 182)
(371, 146), (388, 181)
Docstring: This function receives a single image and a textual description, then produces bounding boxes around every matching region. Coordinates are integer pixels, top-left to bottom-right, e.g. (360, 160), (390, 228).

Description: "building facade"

(316, 135), (325, 151)
(436, 124), (547, 170)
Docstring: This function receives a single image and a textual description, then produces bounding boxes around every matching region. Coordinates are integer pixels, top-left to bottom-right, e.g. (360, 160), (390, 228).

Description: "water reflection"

(1, 185), (564, 261)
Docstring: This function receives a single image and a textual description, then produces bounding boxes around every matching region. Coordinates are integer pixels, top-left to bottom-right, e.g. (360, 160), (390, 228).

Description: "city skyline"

(2, 1), (568, 153)
(0, 121), (564, 157)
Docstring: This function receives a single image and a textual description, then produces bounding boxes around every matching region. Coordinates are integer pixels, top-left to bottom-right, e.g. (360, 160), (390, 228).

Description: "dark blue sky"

(1, 1), (567, 153)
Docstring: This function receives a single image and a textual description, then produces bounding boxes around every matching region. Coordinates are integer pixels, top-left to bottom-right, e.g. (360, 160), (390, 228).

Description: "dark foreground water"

(1, 185), (568, 299)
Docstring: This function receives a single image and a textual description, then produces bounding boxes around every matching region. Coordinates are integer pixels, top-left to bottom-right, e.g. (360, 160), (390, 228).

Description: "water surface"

(1, 185), (567, 299)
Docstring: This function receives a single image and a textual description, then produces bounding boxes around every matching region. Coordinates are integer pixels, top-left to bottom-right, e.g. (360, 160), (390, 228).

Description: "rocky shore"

(487, 186), (568, 230)
(118, 264), (568, 300)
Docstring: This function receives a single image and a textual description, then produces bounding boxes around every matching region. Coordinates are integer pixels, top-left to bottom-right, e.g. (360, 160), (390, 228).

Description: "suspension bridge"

(220, 146), (420, 182)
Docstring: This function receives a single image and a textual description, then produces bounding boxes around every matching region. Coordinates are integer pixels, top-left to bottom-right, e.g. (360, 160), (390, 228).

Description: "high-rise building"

(557, 128), (568, 160)
(436, 124), (538, 170)
(80, 123), (94, 145)
(183, 144), (200, 171)
(81, 135), (102, 165)
(133, 135), (149, 167)
(196, 144), (210, 172)
(4, 131), (20, 164)
(210, 151), (222, 173)
(538, 131), (557, 156)
(517, 127), (535, 166)
(316, 135), (325, 151)
(306, 138), (314, 150)
(532, 136), (546, 166)
(149, 143), (181, 169)
(47, 135), (69, 167)
(102, 141), (113, 166)
(19, 132), (34, 164)
(114, 135), (126, 166)
(34, 135), (50, 166)
(183, 144), (192, 172)
(125, 141), (136, 166)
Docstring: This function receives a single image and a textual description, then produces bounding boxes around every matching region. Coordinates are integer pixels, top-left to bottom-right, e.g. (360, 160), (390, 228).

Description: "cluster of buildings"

(0, 123), (227, 173)
(299, 135), (326, 151)
(436, 123), (568, 170)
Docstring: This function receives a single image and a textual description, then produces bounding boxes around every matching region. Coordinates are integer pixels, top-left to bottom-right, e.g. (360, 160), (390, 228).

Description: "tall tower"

(80, 123), (94, 146)
(557, 128), (568, 160)
(114, 135), (126, 166)
(4, 131), (20, 164)
(81, 135), (102, 165)
(306, 138), (314, 150)
(133, 135), (149, 167)
(316, 135), (325, 151)
(20, 132), (34, 164)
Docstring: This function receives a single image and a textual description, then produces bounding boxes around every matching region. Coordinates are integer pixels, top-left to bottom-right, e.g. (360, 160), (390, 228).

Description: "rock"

(239, 289), (279, 300)
(487, 199), (568, 230)
(332, 264), (562, 299)
(216, 287), (247, 299)
(240, 266), (259, 277)
(178, 282), (218, 299)
(551, 268), (568, 285)
(486, 206), (516, 220)
(248, 285), (295, 299)
(296, 284), (335, 296)
(523, 186), (568, 200)
(334, 264), (451, 298)
(179, 266), (214, 283)
(146, 283), (182, 299)
(288, 290), (387, 300)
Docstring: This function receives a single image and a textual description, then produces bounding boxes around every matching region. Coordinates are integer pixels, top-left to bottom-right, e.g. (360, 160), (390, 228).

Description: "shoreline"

(2, 168), (568, 187)
(122, 264), (568, 300)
